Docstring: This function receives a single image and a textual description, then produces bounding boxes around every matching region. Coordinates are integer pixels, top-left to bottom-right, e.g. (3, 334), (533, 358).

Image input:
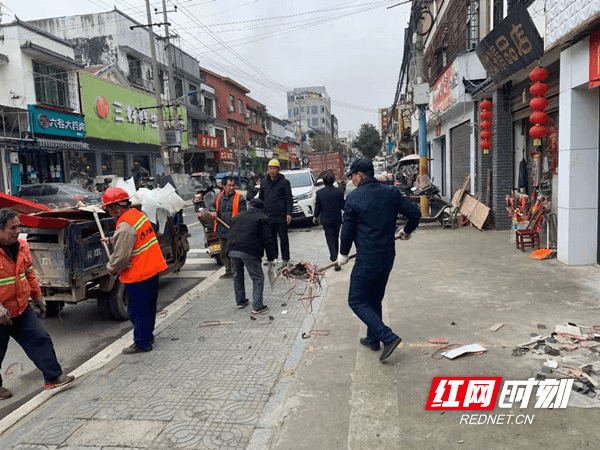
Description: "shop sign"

(589, 30), (600, 89)
(381, 108), (389, 129)
(197, 134), (220, 150)
(274, 146), (289, 160)
(214, 149), (233, 161)
(475, 5), (543, 83)
(79, 73), (187, 147)
(432, 64), (456, 113)
(28, 105), (86, 138)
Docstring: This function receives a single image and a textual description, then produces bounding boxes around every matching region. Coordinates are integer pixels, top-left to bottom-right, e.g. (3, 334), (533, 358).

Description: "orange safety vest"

(0, 239), (42, 317)
(214, 192), (241, 232)
(117, 208), (167, 284)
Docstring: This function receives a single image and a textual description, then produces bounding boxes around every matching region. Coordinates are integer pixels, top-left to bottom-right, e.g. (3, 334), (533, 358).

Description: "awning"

(20, 41), (82, 70)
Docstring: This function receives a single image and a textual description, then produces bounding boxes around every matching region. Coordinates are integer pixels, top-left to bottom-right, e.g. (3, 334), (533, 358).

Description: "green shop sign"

(28, 105), (86, 138)
(79, 73), (187, 147)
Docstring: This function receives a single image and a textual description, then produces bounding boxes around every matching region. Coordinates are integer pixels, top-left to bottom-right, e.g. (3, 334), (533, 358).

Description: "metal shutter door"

(450, 122), (471, 196)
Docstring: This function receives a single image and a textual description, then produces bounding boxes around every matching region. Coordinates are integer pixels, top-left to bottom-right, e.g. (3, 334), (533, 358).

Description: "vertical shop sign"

(589, 30), (600, 89)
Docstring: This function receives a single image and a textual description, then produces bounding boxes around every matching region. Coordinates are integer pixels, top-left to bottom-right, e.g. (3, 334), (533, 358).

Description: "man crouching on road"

(0, 208), (75, 399)
(337, 159), (421, 362)
(101, 188), (167, 354)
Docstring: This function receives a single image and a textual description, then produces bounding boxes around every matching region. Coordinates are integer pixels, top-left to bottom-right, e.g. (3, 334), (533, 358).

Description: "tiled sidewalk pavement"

(0, 229), (332, 449)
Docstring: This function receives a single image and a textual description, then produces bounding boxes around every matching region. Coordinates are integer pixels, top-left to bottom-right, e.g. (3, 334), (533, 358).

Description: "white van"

(280, 169), (320, 221)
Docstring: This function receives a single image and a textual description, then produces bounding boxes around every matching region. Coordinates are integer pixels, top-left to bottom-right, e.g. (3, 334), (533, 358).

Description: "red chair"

(516, 207), (546, 251)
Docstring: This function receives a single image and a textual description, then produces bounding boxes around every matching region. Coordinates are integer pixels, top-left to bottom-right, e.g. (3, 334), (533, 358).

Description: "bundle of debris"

(513, 322), (600, 401)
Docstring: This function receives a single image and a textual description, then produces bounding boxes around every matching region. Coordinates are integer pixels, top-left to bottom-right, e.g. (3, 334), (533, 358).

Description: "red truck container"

(308, 152), (345, 182)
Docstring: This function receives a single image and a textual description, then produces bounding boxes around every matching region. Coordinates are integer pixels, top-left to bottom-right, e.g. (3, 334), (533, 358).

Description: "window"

(189, 84), (198, 106)
(466, 1), (480, 50)
(175, 78), (183, 99)
(312, 118), (318, 127)
(288, 109), (292, 118)
(229, 95), (235, 110)
(252, 112), (257, 125)
(33, 62), (69, 108)
(294, 107), (299, 116)
(312, 106), (318, 114)
(191, 119), (201, 135)
(238, 99), (243, 115)
(320, 106), (325, 113)
(158, 70), (165, 94)
(300, 106), (304, 113)
(127, 55), (142, 81)
(204, 98), (213, 116)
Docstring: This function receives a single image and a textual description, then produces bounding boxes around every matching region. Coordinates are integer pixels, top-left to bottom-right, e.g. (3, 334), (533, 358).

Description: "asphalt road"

(0, 205), (215, 418)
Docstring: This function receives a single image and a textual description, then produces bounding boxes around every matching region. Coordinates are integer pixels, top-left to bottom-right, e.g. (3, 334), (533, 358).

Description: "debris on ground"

(489, 323), (504, 332)
(441, 343), (487, 360)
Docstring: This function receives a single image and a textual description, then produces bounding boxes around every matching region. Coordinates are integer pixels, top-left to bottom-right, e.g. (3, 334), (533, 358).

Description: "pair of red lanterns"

(529, 67), (549, 143)
(479, 99), (493, 153)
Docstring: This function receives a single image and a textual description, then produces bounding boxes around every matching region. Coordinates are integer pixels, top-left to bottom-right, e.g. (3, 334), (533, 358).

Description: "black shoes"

(359, 337), (380, 351)
(44, 374), (76, 390)
(0, 386), (13, 400)
(237, 299), (250, 309)
(334, 265), (341, 271)
(380, 337), (402, 362)
(220, 271), (234, 279)
(251, 305), (269, 315)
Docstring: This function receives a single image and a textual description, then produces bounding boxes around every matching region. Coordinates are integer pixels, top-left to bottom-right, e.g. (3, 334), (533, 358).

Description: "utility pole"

(144, 0), (170, 174)
(161, 0), (179, 173)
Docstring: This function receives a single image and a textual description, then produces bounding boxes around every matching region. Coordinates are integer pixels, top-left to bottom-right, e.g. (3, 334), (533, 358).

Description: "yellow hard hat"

(268, 159), (280, 167)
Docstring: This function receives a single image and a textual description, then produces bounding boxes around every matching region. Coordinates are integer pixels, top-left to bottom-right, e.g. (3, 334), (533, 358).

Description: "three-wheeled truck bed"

(22, 211), (189, 320)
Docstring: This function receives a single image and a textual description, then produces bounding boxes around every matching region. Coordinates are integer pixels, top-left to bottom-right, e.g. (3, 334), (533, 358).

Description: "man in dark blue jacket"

(313, 171), (345, 271)
(227, 199), (276, 313)
(337, 159), (421, 362)
(259, 159), (293, 266)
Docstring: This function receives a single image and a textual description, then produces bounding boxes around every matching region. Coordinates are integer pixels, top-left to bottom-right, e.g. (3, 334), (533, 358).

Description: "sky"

(1, 0), (411, 135)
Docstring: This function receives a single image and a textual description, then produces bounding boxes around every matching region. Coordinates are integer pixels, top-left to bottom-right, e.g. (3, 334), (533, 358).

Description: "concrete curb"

(0, 267), (225, 436)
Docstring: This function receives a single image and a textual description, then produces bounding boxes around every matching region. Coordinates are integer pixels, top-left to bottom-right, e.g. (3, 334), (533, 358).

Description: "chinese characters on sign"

(475, 5), (543, 82)
(426, 377), (573, 410)
(432, 64), (456, 113)
(197, 134), (221, 150)
(215, 149), (233, 161)
(28, 105), (86, 138)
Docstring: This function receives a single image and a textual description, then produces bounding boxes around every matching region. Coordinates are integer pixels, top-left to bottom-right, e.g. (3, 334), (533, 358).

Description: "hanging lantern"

(480, 130), (492, 140)
(480, 99), (492, 110)
(529, 67), (549, 82)
(529, 124), (548, 139)
(479, 120), (492, 130)
(479, 99), (493, 154)
(530, 82), (548, 97)
(529, 111), (549, 125)
(529, 66), (549, 148)
(480, 139), (492, 150)
(530, 96), (549, 111)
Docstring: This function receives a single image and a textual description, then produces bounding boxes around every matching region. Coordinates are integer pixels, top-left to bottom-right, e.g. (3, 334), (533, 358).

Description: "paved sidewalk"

(0, 227), (332, 449)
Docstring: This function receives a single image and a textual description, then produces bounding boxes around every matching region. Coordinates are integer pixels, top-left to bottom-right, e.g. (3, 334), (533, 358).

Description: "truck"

(308, 152), (345, 183)
(4, 196), (190, 320)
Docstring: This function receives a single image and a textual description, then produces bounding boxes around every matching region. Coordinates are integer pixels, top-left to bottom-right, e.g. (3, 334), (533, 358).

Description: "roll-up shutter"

(450, 121), (471, 196)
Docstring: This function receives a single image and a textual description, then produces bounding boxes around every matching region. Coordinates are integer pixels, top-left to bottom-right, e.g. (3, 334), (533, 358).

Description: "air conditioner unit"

(245, 111), (251, 119)
(228, 106), (234, 113)
(231, 137), (236, 143)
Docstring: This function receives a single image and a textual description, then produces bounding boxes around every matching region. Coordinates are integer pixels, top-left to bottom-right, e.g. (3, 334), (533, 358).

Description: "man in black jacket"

(227, 199), (276, 313)
(259, 159), (293, 266)
(337, 159), (421, 362)
(313, 171), (345, 271)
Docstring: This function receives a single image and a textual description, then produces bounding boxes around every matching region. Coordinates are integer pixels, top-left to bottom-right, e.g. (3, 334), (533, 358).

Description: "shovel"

(79, 205), (112, 257)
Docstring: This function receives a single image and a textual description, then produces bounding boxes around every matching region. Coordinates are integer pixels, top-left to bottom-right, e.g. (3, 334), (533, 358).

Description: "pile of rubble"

(513, 323), (600, 404)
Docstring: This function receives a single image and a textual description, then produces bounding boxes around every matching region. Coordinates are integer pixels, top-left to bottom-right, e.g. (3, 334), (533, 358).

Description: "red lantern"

(530, 96), (549, 111)
(529, 111), (548, 125)
(529, 125), (548, 139)
(479, 110), (492, 120)
(480, 130), (492, 140)
(530, 82), (548, 97)
(480, 120), (492, 130)
(529, 67), (549, 82)
(480, 139), (492, 149)
(480, 99), (492, 110)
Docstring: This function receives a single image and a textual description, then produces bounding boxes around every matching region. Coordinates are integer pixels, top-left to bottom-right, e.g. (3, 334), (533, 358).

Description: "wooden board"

(458, 193), (490, 230)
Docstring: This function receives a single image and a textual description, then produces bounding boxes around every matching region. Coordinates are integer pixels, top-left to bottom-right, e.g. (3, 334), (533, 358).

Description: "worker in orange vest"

(101, 188), (167, 354)
(208, 176), (246, 279)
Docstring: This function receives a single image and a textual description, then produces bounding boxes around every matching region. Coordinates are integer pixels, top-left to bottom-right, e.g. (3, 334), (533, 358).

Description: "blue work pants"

(0, 305), (63, 385)
(348, 257), (399, 346)
(125, 274), (159, 350)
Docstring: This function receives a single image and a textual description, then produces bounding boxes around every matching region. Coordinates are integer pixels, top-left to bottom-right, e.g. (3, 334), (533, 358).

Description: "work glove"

(395, 227), (412, 240)
(0, 305), (12, 326)
(31, 297), (47, 319)
(337, 254), (349, 267)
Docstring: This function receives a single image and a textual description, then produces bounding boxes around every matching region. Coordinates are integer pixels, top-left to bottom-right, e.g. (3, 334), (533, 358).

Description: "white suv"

(280, 169), (321, 221)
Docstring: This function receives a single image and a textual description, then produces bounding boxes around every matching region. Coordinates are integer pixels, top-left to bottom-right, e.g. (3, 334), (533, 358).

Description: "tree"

(353, 123), (382, 159)
(311, 134), (345, 154)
